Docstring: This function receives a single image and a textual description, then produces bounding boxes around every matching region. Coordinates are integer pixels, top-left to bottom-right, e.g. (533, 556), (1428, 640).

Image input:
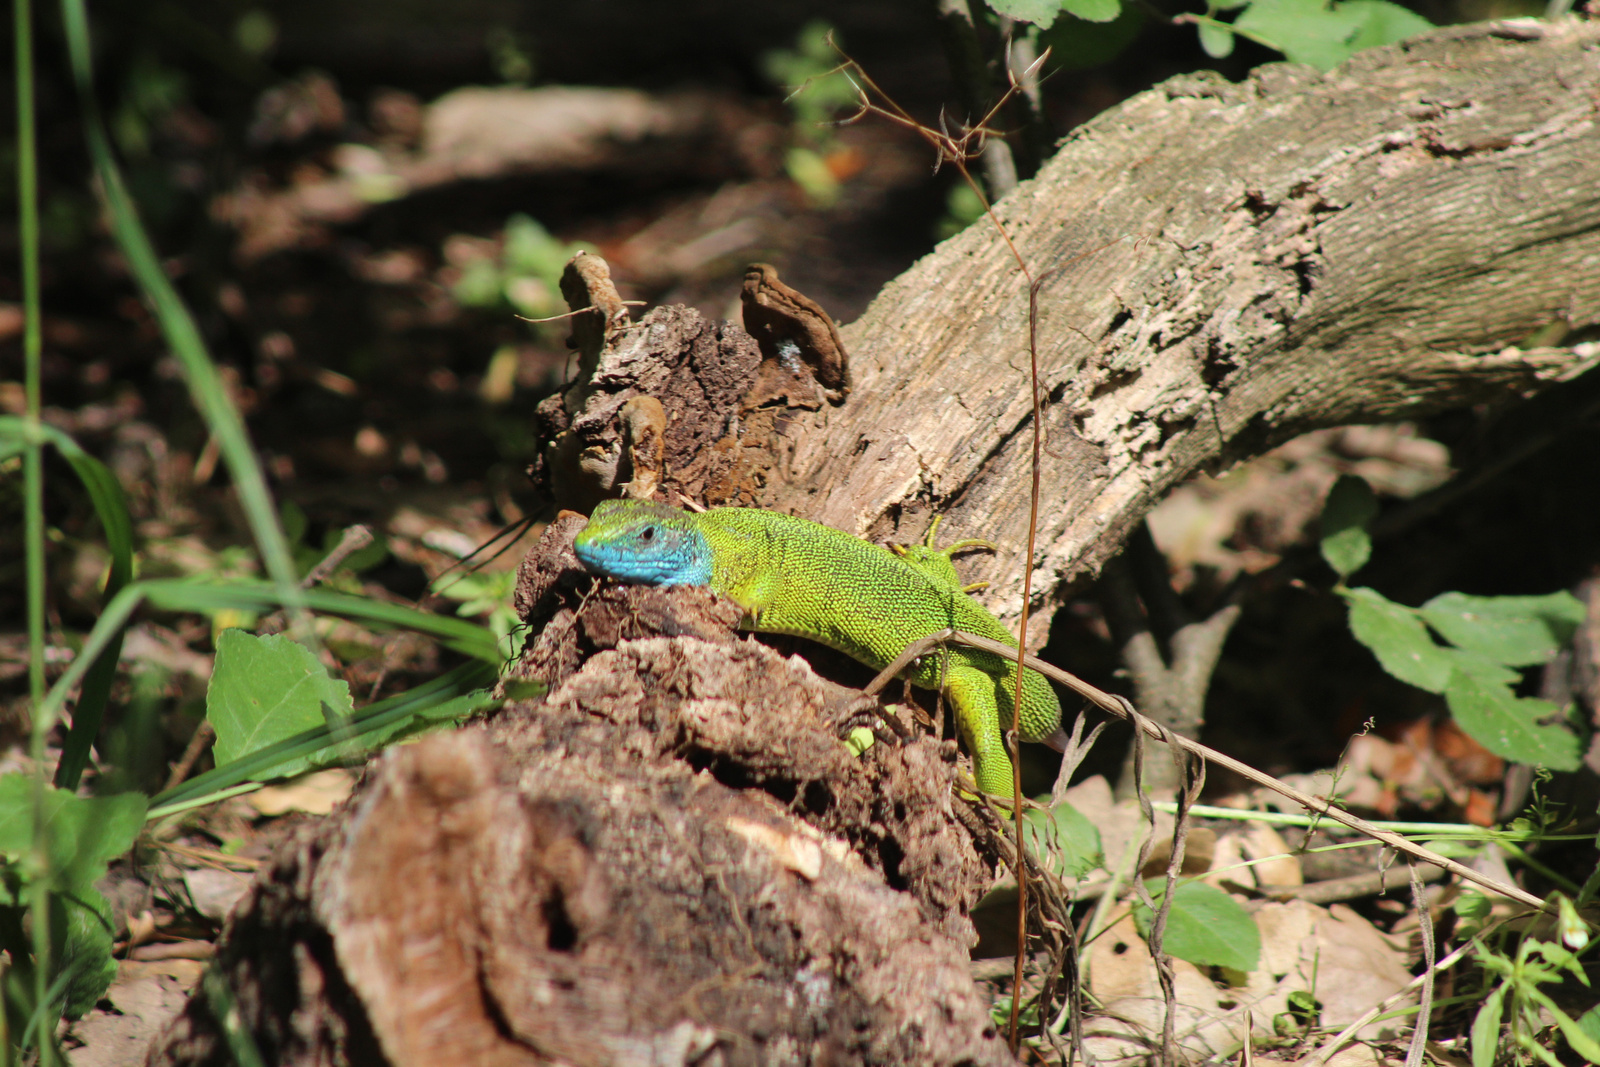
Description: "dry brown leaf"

(248, 767), (356, 816)
(66, 959), (205, 1067)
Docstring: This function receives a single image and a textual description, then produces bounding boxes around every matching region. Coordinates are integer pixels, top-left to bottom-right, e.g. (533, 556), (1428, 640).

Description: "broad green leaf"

(35, 577), (501, 783)
(1471, 984), (1506, 1067)
(1135, 879), (1261, 971)
(58, 890), (118, 1018)
(1454, 891), (1491, 922)
(0, 776), (147, 897)
(843, 725), (876, 757)
(1441, 648), (1520, 689)
(1039, 4), (1146, 67)
(986, 0), (1072, 27)
(1420, 591), (1586, 667)
(1345, 587), (1453, 693)
(154, 663), (498, 814)
(1551, 1006), (1600, 1065)
(1023, 801), (1104, 879)
(208, 630), (354, 779)
(1234, 0), (1367, 69)
(1198, 21), (1237, 57)
(1576, 1004), (1600, 1058)
(1343, 0), (1433, 51)
(1319, 475), (1377, 579)
(1445, 670), (1580, 771)
(1059, 0), (1122, 23)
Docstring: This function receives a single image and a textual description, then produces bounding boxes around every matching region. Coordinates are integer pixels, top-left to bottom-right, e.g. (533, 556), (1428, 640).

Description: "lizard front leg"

(891, 515), (997, 593)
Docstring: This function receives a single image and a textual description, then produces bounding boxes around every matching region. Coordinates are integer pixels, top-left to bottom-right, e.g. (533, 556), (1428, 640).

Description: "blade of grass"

(0, 421), (136, 790)
(0, 419), (137, 789)
(56, 0), (310, 739)
(15, 0), (59, 1055)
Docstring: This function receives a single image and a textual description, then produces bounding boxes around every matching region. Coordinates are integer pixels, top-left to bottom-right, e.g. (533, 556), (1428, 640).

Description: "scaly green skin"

(573, 499), (1062, 795)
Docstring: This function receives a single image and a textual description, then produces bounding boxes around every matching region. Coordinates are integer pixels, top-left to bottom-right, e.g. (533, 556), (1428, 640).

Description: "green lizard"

(572, 499), (1064, 795)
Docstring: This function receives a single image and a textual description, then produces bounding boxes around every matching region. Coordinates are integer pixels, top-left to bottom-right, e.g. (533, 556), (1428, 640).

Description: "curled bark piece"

(557, 250), (631, 387)
(618, 395), (667, 500)
(741, 263), (852, 406)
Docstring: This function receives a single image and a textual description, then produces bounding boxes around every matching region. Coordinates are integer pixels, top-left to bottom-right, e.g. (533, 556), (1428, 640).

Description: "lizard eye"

(640, 526), (655, 542)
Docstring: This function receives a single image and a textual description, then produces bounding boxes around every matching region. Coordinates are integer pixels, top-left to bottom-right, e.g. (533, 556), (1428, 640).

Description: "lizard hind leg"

(1016, 666), (1064, 745)
(945, 667), (1017, 797)
(892, 516), (999, 592)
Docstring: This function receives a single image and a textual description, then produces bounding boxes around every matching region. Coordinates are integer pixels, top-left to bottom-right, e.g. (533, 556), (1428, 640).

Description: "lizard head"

(573, 499), (714, 587)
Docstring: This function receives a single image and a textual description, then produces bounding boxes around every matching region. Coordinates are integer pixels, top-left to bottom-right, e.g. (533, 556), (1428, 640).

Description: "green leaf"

(843, 725), (876, 757)
(208, 630), (354, 779)
(1575, 1004), (1600, 1059)
(985, 0), (1072, 27)
(34, 577), (501, 773)
(1519, 978), (1600, 1064)
(1234, 0), (1367, 69)
(1445, 670), (1581, 771)
(1198, 21), (1237, 57)
(1039, 4), (1146, 67)
(1454, 891), (1491, 922)
(154, 663), (498, 814)
(1471, 984), (1506, 1067)
(57, 890), (118, 1018)
(1342, 0), (1434, 51)
(1441, 648), (1521, 689)
(0, 776), (147, 896)
(1023, 801), (1104, 879)
(1319, 474), (1377, 579)
(1551, 1007), (1600, 1065)
(1419, 591), (1586, 668)
(1059, 0), (1122, 23)
(1134, 880), (1261, 971)
(1345, 587), (1453, 693)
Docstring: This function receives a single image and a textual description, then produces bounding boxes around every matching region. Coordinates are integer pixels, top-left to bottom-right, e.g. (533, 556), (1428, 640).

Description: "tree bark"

(775, 18), (1600, 642)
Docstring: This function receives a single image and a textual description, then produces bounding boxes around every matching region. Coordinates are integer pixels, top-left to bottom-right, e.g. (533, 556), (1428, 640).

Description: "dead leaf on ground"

(248, 767), (357, 816)
(181, 866), (254, 923)
(66, 959), (204, 1067)
(1083, 893), (1412, 1064)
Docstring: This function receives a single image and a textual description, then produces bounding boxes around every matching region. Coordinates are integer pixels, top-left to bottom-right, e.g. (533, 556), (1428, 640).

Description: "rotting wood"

(149, 621), (1014, 1066)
